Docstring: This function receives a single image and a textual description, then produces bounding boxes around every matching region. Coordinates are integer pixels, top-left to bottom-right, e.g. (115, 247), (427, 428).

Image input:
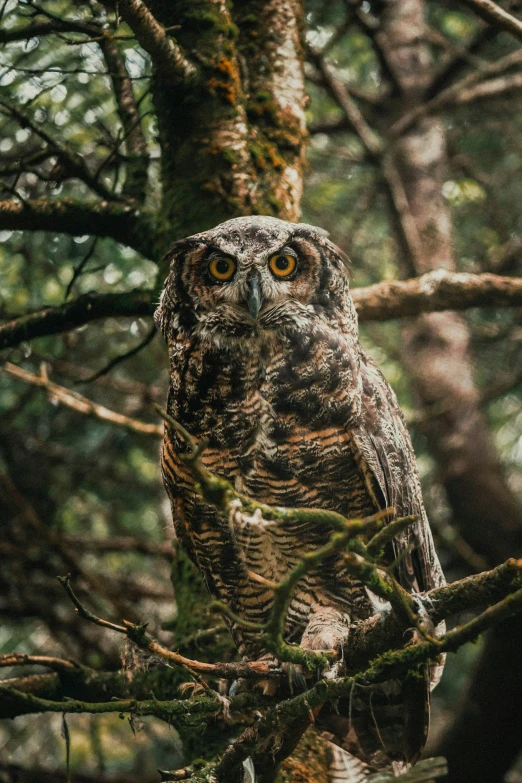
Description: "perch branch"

(0, 682), (260, 725)
(213, 580), (522, 779)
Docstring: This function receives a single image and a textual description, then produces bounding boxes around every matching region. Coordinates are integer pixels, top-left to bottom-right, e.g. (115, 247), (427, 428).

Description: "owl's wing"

(353, 351), (445, 596)
(318, 351), (445, 770)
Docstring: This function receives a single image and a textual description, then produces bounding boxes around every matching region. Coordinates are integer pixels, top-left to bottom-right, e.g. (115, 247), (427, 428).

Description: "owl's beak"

(247, 276), (263, 320)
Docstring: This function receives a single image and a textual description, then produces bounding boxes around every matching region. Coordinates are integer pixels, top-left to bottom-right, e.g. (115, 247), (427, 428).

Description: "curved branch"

(98, 34), (149, 200)
(0, 198), (159, 259)
(460, 0), (522, 41)
(4, 363), (163, 437)
(118, 0), (197, 83)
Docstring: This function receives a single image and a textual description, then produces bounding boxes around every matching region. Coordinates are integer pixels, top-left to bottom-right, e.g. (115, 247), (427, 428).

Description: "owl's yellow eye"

(208, 256), (236, 282)
(269, 254), (297, 278)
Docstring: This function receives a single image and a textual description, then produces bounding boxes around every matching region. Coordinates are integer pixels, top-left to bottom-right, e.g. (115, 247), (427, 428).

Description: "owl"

(155, 216), (445, 778)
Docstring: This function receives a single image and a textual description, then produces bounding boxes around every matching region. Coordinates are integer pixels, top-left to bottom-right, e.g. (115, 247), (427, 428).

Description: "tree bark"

(146, 0), (306, 251)
(378, 2), (522, 780)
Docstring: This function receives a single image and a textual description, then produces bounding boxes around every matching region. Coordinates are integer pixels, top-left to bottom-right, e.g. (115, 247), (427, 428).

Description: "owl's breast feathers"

(161, 317), (444, 772)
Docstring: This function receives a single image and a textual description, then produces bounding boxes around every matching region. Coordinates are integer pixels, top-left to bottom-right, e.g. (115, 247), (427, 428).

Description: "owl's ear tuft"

(154, 285), (172, 339)
(293, 223), (351, 271)
(154, 237), (202, 339)
(294, 222), (330, 239)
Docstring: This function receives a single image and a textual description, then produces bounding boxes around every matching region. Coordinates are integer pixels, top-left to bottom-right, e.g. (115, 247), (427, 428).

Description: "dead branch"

(4, 363), (163, 437)
(58, 574), (272, 680)
(391, 49), (522, 137)
(460, 0), (522, 41)
(0, 654), (79, 672)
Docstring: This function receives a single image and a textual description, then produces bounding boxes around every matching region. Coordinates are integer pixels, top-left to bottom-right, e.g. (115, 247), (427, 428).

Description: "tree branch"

(97, 34), (149, 200)
(2, 272), (522, 351)
(58, 574), (273, 681)
(307, 47), (383, 157)
(0, 288), (153, 350)
(3, 363), (163, 437)
(460, 0), (522, 41)
(0, 18), (99, 44)
(451, 71), (522, 104)
(0, 99), (116, 201)
(391, 49), (522, 137)
(118, 0), (197, 84)
(211, 579), (522, 780)
(352, 269), (522, 321)
(0, 198), (158, 258)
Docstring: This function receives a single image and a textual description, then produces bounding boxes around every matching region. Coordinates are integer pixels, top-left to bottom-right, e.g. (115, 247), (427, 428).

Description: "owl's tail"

(328, 743), (370, 782)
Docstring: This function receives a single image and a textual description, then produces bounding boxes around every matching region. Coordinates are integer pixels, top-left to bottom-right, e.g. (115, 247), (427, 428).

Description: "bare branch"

(4, 363), (163, 437)
(460, 0), (522, 41)
(391, 49), (522, 136)
(118, 0), (197, 83)
(0, 198), (158, 258)
(97, 34), (149, 200)
(0, 288), (153, 350)
(452, 71), (522, 104)
(58, 574), (272, 680)
(307, 47), (383, 157)
(0, 99), (117, 201)
(0, 654), (79, 672)
(352, 269), (522, 321)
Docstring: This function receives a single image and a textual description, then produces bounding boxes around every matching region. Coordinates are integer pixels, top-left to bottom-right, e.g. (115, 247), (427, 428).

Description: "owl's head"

(155, 216), (351, 340)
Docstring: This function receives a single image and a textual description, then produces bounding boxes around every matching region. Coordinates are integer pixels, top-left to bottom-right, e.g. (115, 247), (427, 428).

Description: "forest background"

(1, 0), (522, 782)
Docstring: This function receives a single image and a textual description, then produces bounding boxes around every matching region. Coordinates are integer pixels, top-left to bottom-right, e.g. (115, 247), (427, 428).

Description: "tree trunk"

(148, 0), (306, 249)
(378, 2), (522, 781)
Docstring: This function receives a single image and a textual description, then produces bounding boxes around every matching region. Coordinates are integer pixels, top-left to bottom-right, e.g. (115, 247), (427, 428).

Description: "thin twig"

(58, 575), (272, 680)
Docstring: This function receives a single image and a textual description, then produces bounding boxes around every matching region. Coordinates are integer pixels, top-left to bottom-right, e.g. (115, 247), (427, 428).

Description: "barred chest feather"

(161, 320), (380, 653)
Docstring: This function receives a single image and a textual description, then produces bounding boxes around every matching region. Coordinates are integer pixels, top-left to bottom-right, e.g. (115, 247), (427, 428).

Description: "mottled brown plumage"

(155, 216), (445, 778)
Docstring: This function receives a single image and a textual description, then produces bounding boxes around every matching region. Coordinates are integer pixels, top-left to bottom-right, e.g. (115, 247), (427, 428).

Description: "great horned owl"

(155, 216), (445, 777)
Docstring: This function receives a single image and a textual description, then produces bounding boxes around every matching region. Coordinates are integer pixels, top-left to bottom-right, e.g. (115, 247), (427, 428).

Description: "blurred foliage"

(1, 0), (522, 778)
